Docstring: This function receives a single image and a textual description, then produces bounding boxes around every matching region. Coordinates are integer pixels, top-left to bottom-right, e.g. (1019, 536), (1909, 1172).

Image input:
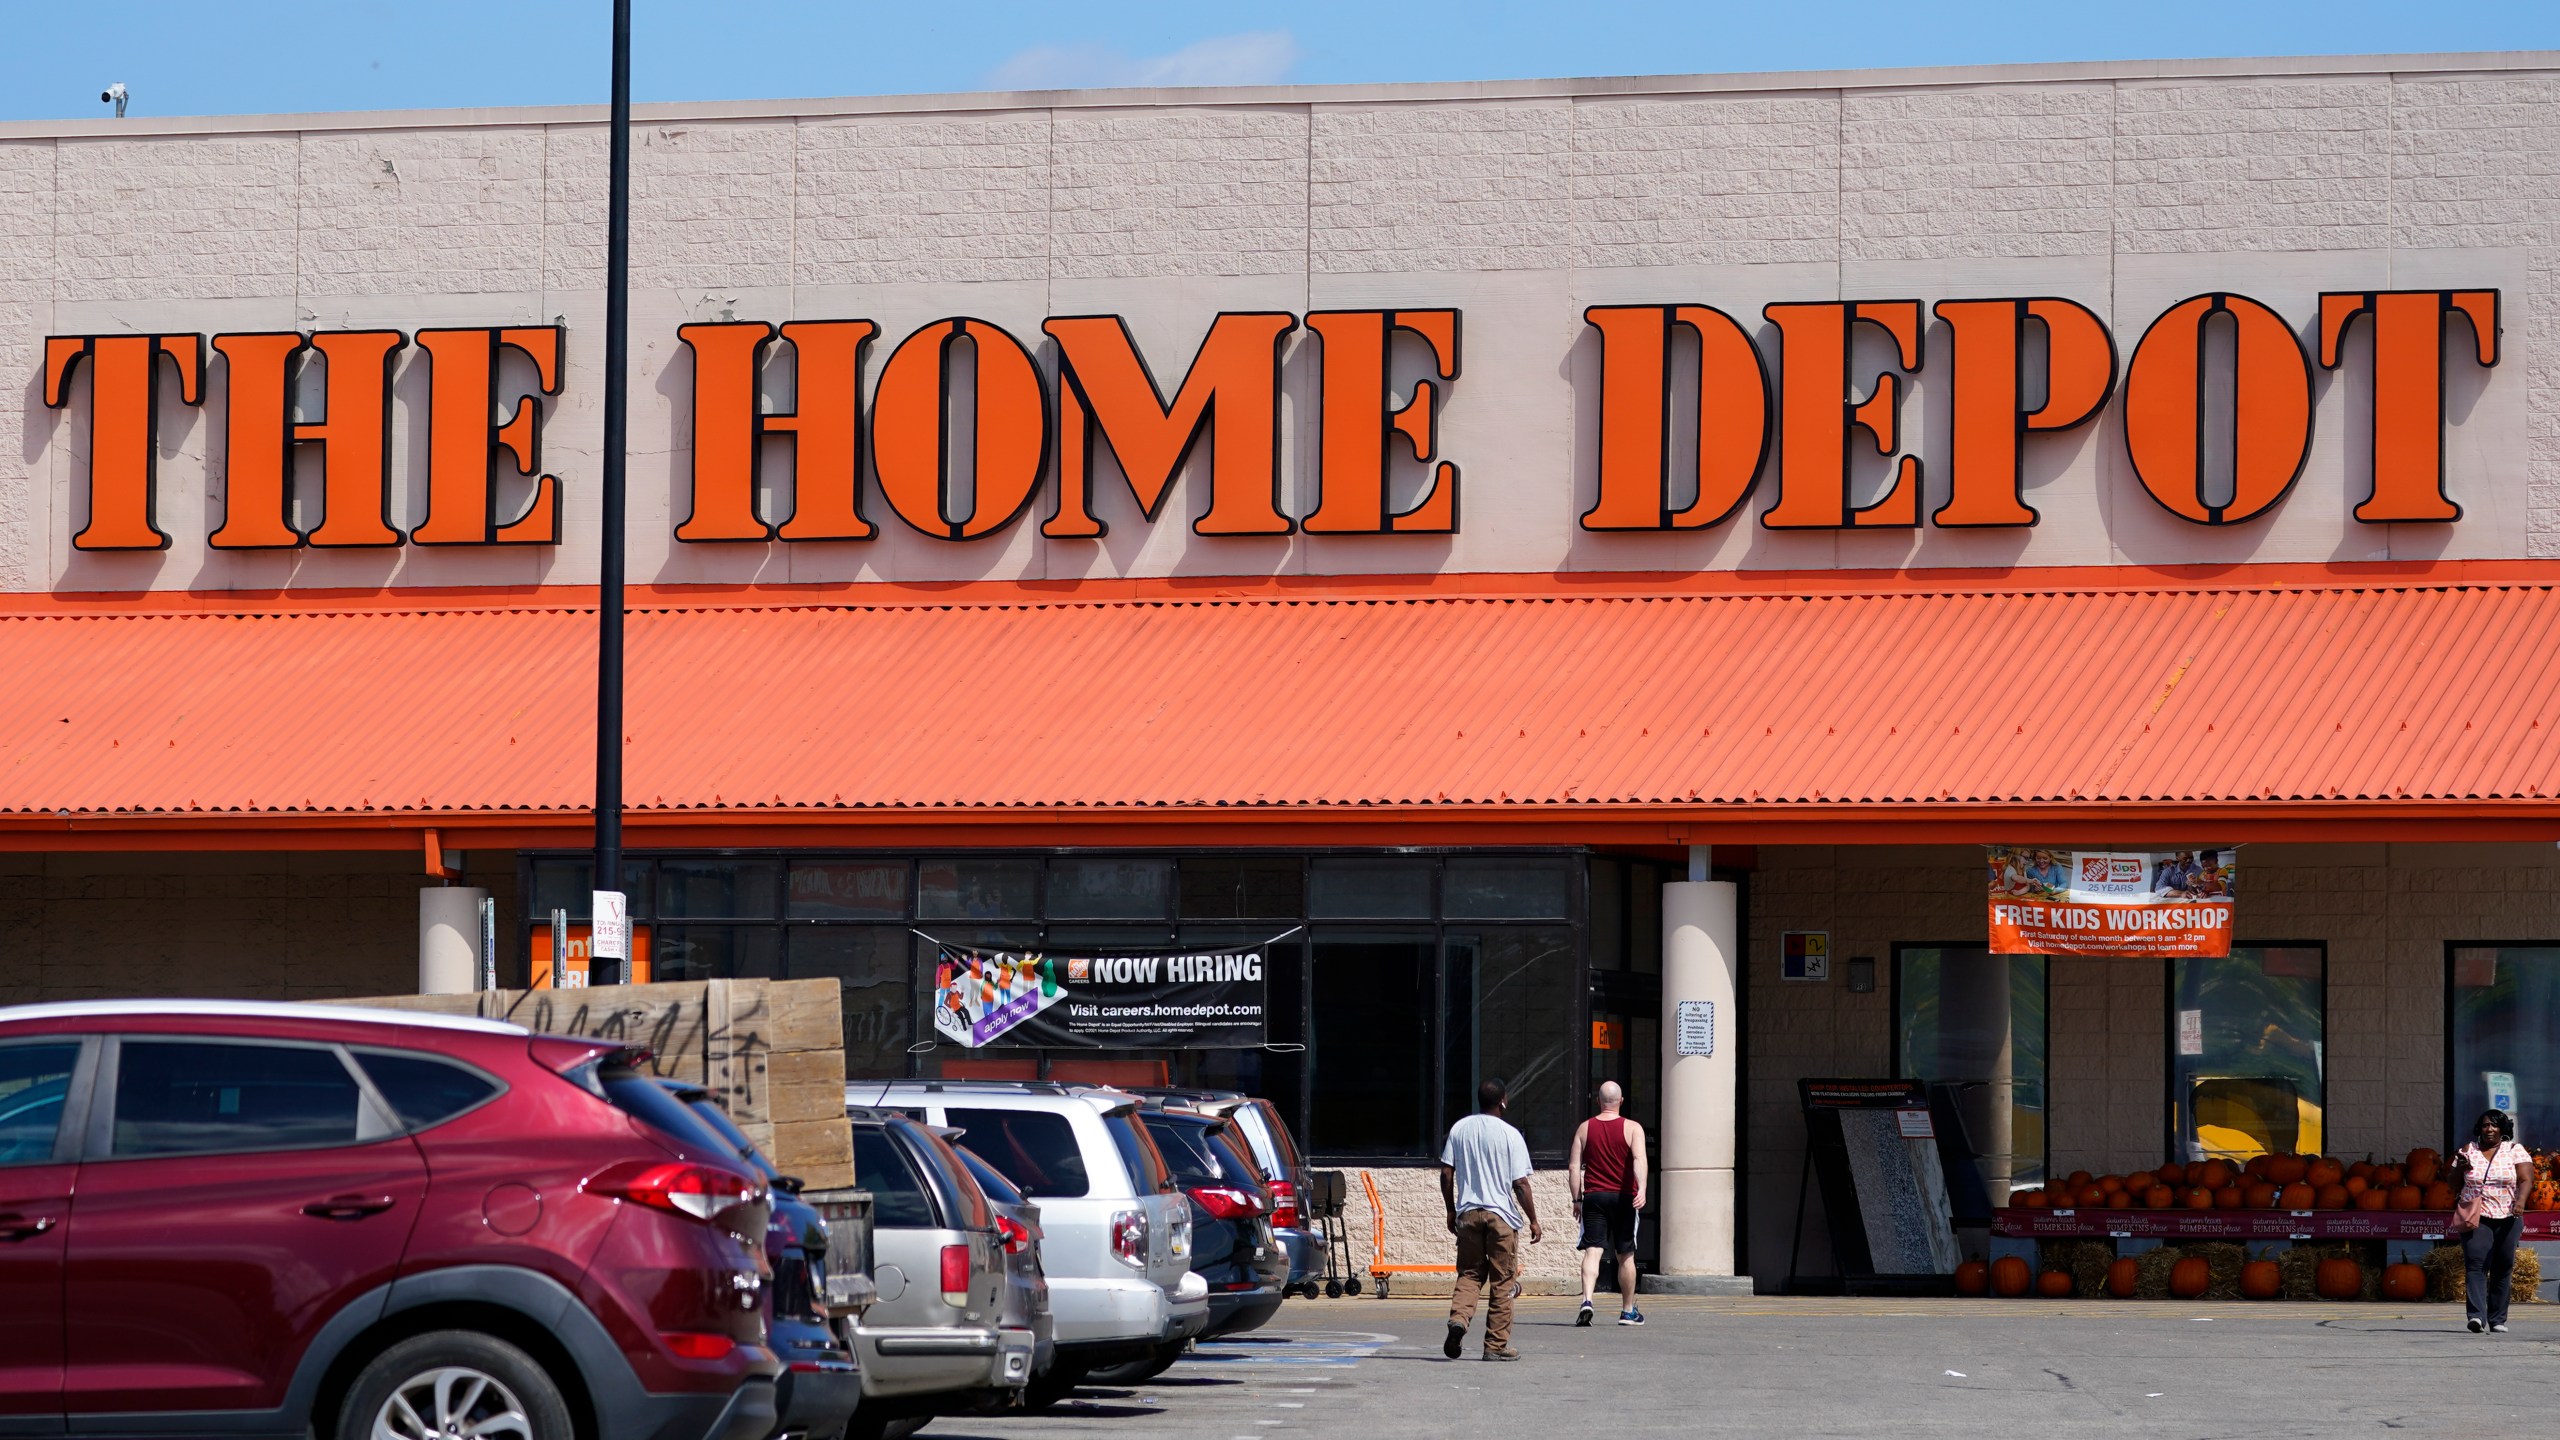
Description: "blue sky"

(4, 1), (2554, 121)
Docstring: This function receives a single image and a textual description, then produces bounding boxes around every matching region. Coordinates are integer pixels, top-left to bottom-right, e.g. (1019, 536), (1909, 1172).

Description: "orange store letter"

(1931, 298), (2115, 528)
(1302, 309), (1462, 534)
(676, 320), (880, 542)
(209, 329), (406, 548)
(1579, 304), (1770, 532)
(2318, 289), (2499, 524)
(413, 326), (565, 545)
(1043, 313), (1296, 538)
(2122, 294), (2312, 526)
(43, 334), (203, 551)
(870, 318), (1050, 541)
(1760, 301), (1924, 529)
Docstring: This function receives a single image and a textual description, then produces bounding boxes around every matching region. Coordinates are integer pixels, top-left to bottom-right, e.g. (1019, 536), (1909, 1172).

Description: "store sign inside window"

(39, 289), (2497, 551)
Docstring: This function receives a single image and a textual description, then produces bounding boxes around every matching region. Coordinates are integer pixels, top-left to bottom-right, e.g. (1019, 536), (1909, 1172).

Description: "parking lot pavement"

(918, 1297), (2560, 1439)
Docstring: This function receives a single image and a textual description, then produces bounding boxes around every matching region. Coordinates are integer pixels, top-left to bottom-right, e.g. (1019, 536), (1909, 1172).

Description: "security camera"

(101, 83), (128, 117)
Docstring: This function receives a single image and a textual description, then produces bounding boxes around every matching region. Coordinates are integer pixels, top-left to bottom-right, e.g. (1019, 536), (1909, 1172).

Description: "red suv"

(0, 1000), (780, 1440)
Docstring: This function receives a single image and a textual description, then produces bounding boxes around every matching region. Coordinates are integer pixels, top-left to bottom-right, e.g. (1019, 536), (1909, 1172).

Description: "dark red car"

(0, 1000), (780, 1440)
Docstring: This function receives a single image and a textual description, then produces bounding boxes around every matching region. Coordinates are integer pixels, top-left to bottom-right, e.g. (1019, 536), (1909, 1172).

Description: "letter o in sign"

(2122, 293), (2313, 526)
(871, 317), (1051, 540)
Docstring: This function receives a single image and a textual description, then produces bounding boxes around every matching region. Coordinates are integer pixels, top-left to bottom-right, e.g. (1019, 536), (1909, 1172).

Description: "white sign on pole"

(1675, 999), (1716, 1058)
(1897, 1108), (1937, 1139)
(2487, 1070), (2519, 1129)
(592, 890), (629, 962)
(2177, 1008), (2204, 1056)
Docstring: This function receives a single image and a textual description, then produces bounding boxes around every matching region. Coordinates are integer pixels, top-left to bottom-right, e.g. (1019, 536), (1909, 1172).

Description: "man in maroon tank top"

(1568, 1082), (1649, 1325)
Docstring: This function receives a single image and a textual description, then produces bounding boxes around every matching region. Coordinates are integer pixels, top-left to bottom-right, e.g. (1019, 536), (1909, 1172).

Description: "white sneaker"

(2491, 1323), (2510, 1333)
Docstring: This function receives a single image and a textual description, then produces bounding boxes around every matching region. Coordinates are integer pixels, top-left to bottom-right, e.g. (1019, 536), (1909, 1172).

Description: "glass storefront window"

(788, 861), (907, 919)
(1045, 858), (1173, 920)
(1896, 947), (2048, 1197)
(790, 927), (913, 1079)
(2450, 945), (2560, 1146)
(2171, 946), (2325, 1162)
(1309, 931), (1435, 1156)
(918, 858), (1035, 920)
(1445, 927), (1577, 1153)
(529, 858), (654, 921)
(1443, 859), (1572, 920)
(653, 925), (782, 982)
(657, 859), (779, 919)
(1308, 859), (1431, 919)
(1177, 857), (1304, 919)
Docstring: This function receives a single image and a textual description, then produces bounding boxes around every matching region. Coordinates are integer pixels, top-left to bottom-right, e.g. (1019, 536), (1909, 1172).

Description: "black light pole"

(593, 0), (633, 980)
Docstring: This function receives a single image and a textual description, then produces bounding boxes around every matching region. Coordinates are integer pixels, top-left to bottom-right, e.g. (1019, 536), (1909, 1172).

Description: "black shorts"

(1578, 1190), (1639, 1255)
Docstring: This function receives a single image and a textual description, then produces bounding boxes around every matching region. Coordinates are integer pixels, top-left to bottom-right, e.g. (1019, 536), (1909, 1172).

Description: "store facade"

(5, 51), (2560, 1289)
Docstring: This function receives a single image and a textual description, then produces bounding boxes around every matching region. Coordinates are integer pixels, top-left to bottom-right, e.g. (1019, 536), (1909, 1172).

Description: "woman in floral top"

(2457, 1108), (2536, 1333)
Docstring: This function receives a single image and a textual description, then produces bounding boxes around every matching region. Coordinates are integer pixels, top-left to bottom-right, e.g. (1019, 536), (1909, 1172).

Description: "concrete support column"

(418, 886), (489, 995)
(1659, 872), (1739, 1277)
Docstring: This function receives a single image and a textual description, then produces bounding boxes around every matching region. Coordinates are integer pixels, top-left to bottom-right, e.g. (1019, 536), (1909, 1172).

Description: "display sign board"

(2178, 1008), (2205, 1056)
(531, 924), (655, 989)
(931, 941), (1269, 1049)
(1675, 1000), (1716, 1057)
(1986, 848), (2236, 957)
(1795, 1078), (1963, 1292)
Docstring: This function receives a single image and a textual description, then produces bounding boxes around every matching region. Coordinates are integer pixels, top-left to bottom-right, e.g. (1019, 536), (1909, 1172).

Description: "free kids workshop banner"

(1985, 848), (2236, 958)
(930, 942), (1270, 1049)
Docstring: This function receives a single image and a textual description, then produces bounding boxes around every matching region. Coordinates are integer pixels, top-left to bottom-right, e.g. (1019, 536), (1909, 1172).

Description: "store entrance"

(1587, 971), (1662, 1272)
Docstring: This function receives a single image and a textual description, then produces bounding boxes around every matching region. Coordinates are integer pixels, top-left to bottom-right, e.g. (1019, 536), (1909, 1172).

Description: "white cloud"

(982, 30), (1301, 91)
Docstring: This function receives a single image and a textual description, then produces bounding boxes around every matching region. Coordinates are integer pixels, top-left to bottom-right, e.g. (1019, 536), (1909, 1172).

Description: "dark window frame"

(2162, 940), (2329, 1164)
(2442, 939), (2560, 1149)
(1888, 942), (2054, 1189)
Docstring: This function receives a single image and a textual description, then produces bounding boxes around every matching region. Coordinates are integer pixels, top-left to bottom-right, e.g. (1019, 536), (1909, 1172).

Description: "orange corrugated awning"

(1, 580), (2557, 849)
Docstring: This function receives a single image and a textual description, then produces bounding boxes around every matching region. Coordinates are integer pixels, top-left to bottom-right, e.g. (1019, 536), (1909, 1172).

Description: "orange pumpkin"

(2529, 1178), (2560, 1213)
(2279, 1182), (2316, 1210)
(2078, 1185), (2108, 1208)
(2184, 1186), (2214, 1210)
(2239, 1259), (2282, 1299)
(2016, 1189), (2050, 1209)
(2144, 1184), (2176, 1209)
(2374, 1164), (2404, 1189)
(2095, 1174), (2124, 1192)
(2267, 1154), (2309, 1185)
(2316, 1183), (2351, 1210)
(2388, 1184), (2425, 1210)
(2355, 1188), (2390, 1211)
(2106, 1257), (2141, 1298)
(2214, 1184), (2244, 1209)
(2424, 1181), (2456, 1210)
(2157, 1161), (2189, 1186)
(1992, 1255), (2033, 1297)
(2124, 1170), (2157, 1192)
(2245, 1181), (2279, 1210)
(2037, 1269), (2075, 1299)
(2348, 1160), (2377, 1182)
(2104, 1188), (2132, 1209)
(2315, 1256), (2363, 1300)
(1956, 1259), (1990, 1295)
(2169, 1256), (2211, 1299)
(2307, 1157), (2345, 1188)
(2381, 1263), (2427, 1301)
(2196, 1159), (2236, 1189)
(2244, 1154), (2273, 1179)
(2066, 1170), (2094, 1190)
(2344, 1175), (2370, 1197)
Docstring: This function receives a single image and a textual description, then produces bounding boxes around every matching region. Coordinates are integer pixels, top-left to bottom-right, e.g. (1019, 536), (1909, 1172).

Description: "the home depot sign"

(42, 288), (2498, 550)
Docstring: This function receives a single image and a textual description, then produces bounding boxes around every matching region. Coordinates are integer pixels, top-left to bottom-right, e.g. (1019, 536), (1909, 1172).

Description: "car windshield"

(1206, 1126), (1268, 1196)
(955, 1145), (1026, 1206)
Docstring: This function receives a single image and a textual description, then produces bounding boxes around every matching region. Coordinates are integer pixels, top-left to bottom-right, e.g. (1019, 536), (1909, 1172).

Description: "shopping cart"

(1305, 1169), (1361, 1297)
(1361, 1169), (1455, 1300)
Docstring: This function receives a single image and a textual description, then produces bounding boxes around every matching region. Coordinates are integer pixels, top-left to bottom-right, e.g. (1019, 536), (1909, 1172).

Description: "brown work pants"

(1450, 1209), (1523, 1350)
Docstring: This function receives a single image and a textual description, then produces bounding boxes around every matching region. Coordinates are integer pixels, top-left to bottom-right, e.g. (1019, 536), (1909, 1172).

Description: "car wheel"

(339, 1330), (572, 1440)
(1020, 1362), (1088, 1411)
(1082, 1341), (1185, 1386)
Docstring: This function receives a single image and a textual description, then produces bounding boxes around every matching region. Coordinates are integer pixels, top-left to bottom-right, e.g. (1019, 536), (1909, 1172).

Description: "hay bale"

(2515, 1245), (2543, 1301)
(2278, 1241), (2368, 1299)
(2133, 1244), (2181, 1299)
(2424, 1243), (2466, 1303)
(2188, 1241), (2248, 1301)
(2040, 1238), (2116, 1298)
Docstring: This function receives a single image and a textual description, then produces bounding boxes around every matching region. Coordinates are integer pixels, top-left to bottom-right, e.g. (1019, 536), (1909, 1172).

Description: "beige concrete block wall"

(0, 851), (519, 1007)
(1743, 841), (2560, 1289)
(1347, 1165), (1584, 1294)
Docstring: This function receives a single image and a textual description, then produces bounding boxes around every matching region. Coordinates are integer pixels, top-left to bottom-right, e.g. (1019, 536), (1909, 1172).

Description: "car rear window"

(947, 1107), (1088, 1199)
(955, 1145), (1026, 1206)
(1240, 1100), (1304, 1172)
(352, 1050), (500, 1131)
(1140, 1115), (1226, 1187)
(683, 1096), (783, 1183)
(1103, 1109), (1172, 1194)
(0, 1042), (79, 1166)
(1206, 1126), (1268, 1194)
(910, 1125), (993, 1231)
(111, 1040), (372, 1157)
(853, 1126), (937, 1229)
(597, 1069), (737, 1158)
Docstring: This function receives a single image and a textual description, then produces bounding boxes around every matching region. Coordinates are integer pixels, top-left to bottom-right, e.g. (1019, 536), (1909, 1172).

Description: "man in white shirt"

(1439, 1078), (1543, 1361)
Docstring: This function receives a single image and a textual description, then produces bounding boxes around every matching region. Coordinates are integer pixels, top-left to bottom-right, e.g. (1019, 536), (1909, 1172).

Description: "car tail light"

(1110, 1209), (1149, 1269)
(1187, 1185), (1266, 1221)
(662, 1332), (735, 1360)
(1169, 1196), (1191, 1260)
(940, 1244), (971, 1306)
(587, 1160), (759, 1222)
(1268, 1179), (1300, 1229)
(996, 1215), (1032, 1255)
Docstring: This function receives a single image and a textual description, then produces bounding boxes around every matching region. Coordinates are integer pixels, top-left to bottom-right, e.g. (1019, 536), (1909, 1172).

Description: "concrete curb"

(1641, 1274), (1758, 1296)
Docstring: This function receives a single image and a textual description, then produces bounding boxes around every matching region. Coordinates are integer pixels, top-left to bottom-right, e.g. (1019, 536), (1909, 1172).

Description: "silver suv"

(846, 1114), (1034, 1431)
(851, 1081), (1205, 1405)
